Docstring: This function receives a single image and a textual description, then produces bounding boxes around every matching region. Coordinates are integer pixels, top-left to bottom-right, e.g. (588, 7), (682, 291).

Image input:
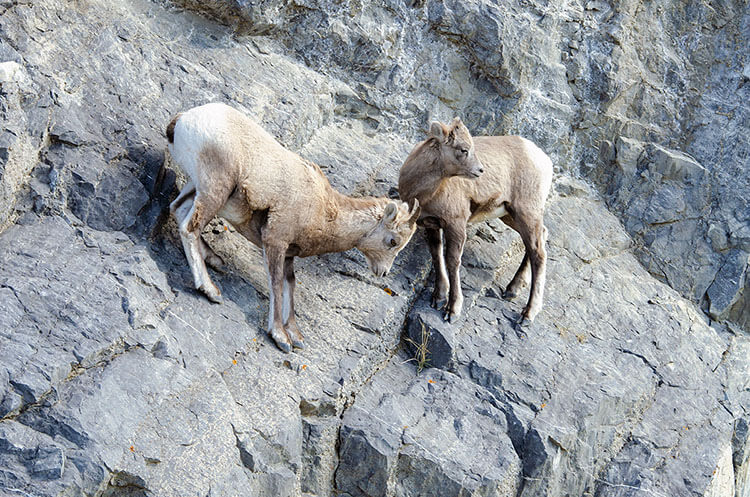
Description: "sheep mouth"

(367, 262), (389, 278)
(372, 267), (388, 278)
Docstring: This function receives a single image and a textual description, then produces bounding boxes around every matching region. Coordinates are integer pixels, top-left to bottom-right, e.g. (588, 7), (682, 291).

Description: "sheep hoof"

(286, 325), (305, 349)
(430, 294), (447, 309)
(515, 317), (532, 335)
(269, 328), (292, 353)
(502, 288), (518, 300)
(441, 295), (463, 322)
(206, 254), (226, 272)
(442, 308), (460, 323)
(276, 341), (292, 353)
(201, 285), (223, 304)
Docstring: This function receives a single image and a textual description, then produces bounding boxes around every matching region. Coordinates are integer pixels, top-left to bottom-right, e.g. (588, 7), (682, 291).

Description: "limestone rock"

(337, 364), (521, 496)
(405, 296), (457, 371)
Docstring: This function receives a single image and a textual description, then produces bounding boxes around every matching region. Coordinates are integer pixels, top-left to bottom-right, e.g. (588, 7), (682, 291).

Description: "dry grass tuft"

(404, 321), (430, 374)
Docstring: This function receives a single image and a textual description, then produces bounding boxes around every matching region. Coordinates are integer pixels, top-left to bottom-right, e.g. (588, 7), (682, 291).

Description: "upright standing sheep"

(167, 103), (420, 352)
(399, 118), (552, 327)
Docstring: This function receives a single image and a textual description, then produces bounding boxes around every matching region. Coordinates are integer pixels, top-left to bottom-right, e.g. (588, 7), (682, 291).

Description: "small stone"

(647, 144), (707, 183)
(615, 136), (645, 177)
(707, 224), (729, 251)
(0, 61), (22, 83)
(707, 250), (749, 319)
(31, 446), (65, 480)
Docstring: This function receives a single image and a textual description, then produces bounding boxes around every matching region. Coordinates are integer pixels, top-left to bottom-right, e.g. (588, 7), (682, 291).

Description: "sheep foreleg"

(282, 256), (304, 349)
(443, 223), (466, 322)
(264, 245), (292, 353)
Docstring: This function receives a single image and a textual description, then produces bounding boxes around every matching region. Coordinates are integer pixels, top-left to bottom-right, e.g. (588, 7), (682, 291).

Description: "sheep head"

(429, 117), (484, 179)
(358, 199), (421, 277)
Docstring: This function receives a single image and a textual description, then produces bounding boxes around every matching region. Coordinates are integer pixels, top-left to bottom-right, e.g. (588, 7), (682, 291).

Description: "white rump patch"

(522, 137), (553, 197)
(170, 103), (233, 183)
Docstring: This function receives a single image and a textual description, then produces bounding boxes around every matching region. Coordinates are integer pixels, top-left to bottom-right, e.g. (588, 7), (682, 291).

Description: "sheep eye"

(459, 148), (468, 157)
(389, 237), (399, 248)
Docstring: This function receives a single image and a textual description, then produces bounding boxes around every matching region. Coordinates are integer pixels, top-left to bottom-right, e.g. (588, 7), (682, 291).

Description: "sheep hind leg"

(198, 237), (226, 271)
(282, 256), (304, 349)
(170, 181), (196, 216)
(176, 197), (220, 303)
(503, 253), (529, 300)
(175, 194), (226, 271)
(515, 216), (548, 328)
(500, 215), (530, 300)
(425, 227), (449, 308)
(179, 191), (231, 304)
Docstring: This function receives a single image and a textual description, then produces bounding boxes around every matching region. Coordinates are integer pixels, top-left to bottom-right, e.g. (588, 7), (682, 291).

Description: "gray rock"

(387, 185), (741, 496)
(67, 154), (151, 232)
(0, 61), (22, 83)
(648, 144), (707, 183)
(0, 60), (42, 230)
(614, 136), (644, 178)
(337, 364), (521, 496)
(30, 446), (64, 480)
(405, 297), (457, 371)
(598, 139), (736, 309)
(707, 249), (749, 320)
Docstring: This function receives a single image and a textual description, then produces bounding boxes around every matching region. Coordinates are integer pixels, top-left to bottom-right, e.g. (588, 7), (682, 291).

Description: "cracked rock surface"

(0, 0), (748, 496)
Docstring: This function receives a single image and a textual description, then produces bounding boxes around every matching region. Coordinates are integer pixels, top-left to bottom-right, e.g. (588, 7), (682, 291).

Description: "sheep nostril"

(478, 168), (484, 173)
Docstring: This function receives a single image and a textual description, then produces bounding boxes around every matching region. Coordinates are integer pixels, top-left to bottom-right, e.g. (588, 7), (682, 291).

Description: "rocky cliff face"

(0, 0), (747, 496)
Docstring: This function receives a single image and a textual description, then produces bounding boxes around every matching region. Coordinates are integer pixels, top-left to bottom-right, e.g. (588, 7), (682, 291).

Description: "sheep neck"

(324, 192), (387, 253)
(398, 140), (446, 204)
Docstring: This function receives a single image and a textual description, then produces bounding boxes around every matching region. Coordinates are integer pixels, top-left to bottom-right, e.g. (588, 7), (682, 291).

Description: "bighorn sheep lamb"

(398, 118), (552, 327)
(166, 103), (420, 352)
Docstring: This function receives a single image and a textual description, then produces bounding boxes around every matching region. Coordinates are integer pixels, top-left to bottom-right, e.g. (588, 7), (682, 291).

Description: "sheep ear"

(382, 202), (399, 226)
(429, 121), (447, 141)
(450, 117), (462, 127)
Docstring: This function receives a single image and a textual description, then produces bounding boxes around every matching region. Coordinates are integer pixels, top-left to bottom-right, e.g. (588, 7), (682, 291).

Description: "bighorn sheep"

(398, 118), (552, 327)
(166, 103), (420, 352)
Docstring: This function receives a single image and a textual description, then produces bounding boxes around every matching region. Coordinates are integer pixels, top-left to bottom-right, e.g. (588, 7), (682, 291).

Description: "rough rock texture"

(393, 183), (745, 496)
(179, 0), (750, 332)
(0, 0), (748, 496)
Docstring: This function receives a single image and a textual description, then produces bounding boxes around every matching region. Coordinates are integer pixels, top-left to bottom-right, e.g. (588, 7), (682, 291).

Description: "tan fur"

(399, 119), (552, 325)
(168, 104), (420, 352)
